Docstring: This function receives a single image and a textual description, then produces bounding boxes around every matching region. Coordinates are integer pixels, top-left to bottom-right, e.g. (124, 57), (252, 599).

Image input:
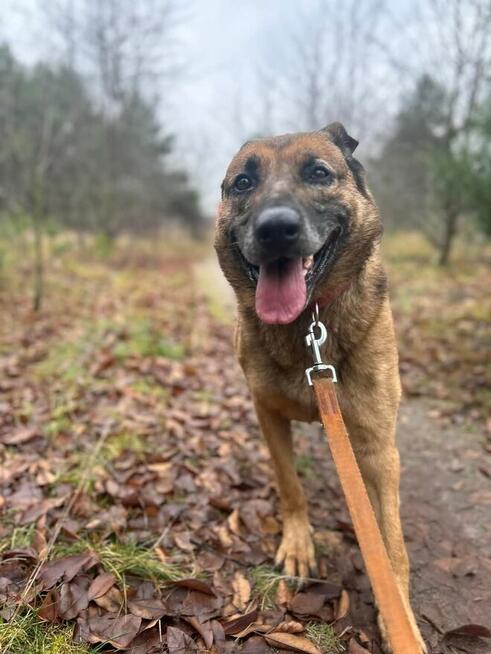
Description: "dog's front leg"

(254, 398), (317, 578)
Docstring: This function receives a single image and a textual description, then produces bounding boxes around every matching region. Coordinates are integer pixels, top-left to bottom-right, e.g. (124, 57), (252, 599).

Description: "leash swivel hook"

(305, 302), (337, 386)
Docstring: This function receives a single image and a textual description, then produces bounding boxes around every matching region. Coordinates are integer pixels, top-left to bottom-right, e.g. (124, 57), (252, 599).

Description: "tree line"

(0, 44), (202, 238)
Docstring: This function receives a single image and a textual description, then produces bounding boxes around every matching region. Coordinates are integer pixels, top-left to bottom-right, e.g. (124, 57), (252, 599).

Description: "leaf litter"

(0, 237), (490, 653)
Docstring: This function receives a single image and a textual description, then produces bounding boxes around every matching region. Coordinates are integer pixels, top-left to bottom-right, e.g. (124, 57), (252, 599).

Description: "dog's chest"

(238, 343), (333, 423)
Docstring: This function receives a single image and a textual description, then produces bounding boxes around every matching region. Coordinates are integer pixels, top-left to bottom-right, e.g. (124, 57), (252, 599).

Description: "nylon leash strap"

(305, 308), (421, 654)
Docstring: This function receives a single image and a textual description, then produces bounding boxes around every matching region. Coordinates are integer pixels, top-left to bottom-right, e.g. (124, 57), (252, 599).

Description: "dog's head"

(215, 123), (382, 325)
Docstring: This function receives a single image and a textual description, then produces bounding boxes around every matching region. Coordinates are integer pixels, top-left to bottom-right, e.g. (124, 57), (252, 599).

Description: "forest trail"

(194, 255), (491, 653)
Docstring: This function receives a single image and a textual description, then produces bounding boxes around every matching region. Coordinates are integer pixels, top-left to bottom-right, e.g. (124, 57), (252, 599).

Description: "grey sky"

(1, 0), (449, 212)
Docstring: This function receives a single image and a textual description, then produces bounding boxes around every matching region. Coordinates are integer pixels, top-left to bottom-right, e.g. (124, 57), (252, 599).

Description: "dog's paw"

(378, 612), (427, 654)
(275, 517), (317, 579)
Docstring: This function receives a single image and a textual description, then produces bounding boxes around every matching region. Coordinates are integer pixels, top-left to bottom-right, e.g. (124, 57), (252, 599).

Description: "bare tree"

(43, 0), (183, 105)
(377, 0), (491, 264)
(41, 0), (186, 236)
(275, 0), (387, 140)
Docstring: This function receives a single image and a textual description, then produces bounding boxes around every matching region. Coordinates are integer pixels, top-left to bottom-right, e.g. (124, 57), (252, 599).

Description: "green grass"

(251, 565), (296, 610)
(114, 320), (184, 360)
(50, 539), (189, 585)
(0, 524), (37, 554)
(130, 378), (169, 400)
(54, 430), (148, 489)
(101, 431), (148, 461)
(305, 623), (344, 654)
(0, 609), (94, 654)
(33, 338), (88, 383)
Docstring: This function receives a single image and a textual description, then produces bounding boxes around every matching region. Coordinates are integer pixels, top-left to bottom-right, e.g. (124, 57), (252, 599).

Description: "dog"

(214, 123), (425, 652)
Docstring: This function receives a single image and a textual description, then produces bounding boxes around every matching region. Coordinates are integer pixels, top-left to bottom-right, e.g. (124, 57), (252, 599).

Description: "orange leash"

(313, 376), (420, 654)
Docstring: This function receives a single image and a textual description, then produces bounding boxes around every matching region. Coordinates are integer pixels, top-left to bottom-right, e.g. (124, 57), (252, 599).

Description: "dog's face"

(215, 123), (382, 325)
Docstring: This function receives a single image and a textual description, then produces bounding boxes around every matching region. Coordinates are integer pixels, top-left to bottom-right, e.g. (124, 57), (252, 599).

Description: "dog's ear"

(321, 122), (358, 155)
(321, 122), (369, 197)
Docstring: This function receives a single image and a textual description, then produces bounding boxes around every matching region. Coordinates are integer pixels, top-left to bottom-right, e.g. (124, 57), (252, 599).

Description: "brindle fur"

(214, 124), (425, 652)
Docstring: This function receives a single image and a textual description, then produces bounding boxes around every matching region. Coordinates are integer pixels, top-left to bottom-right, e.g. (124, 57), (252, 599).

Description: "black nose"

(255, 207), (301, 254)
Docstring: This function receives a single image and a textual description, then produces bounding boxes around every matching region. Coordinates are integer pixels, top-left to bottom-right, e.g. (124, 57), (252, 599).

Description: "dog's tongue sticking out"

(256, 258), (306, 324)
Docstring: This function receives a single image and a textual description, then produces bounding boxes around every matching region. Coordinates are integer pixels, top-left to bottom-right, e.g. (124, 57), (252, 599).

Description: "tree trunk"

(438, 206), (458, 266)
(32, 177), (45, 312)
(32, 211), (44, 312)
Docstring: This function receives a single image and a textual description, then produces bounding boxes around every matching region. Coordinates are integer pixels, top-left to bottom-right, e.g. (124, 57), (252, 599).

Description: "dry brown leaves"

(0, 245), (490, 653)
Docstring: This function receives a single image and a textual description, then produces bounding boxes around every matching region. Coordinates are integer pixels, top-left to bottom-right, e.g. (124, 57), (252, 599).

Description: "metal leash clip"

(305, 302), (337, 386)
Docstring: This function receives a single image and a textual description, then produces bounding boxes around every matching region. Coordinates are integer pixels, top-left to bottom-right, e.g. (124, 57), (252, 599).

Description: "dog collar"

(316, 282), (351, 308)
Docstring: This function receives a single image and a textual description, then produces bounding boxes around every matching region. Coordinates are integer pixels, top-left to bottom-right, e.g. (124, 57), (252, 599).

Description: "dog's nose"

(255, 207), (301, 253)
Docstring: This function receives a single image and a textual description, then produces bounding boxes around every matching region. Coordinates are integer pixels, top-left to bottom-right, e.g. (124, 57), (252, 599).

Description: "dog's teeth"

(303, 256), (314, 270)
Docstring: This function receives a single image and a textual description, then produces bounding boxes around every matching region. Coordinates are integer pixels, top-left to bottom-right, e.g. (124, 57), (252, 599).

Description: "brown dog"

(214, 123), (425, 652)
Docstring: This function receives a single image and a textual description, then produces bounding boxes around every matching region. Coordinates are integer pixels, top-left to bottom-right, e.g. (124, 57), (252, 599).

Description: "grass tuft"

(0, 524), (37, 553)
(251, 565), (296, 610)
(305, 622), (344, 654)
(50, 539), (189, 585)
(114, 320), (184, 360)
(0, 609), (93, 654)
(101, 431), (148, 460)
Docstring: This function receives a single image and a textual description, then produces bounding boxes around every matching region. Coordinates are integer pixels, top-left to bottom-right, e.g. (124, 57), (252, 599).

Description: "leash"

(305, 305), (421, 654)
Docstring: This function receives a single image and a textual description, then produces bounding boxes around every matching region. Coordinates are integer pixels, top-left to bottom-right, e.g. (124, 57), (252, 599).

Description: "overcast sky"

(1, 0), (430, 211)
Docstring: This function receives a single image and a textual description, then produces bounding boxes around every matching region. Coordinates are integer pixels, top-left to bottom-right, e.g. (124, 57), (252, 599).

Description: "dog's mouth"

(235, 226), (342, 325)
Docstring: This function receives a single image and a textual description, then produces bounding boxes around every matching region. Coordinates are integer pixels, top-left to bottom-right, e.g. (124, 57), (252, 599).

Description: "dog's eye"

(233, 174), (253, 192)
(307, 165), (331, 182)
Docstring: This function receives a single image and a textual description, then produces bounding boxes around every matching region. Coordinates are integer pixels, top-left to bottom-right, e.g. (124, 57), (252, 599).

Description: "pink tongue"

(256, 258), (307, 324)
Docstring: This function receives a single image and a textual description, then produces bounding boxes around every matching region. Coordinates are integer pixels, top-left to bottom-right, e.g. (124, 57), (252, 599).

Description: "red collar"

(317, 282), (351, 308)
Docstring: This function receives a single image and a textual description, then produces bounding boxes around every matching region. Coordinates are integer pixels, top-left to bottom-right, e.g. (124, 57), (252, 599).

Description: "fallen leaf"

(275, 621), (304, 634)
(126, 626), (162, 654)
(167, 625), (197, 653)
(289, 592), (325, 616)
(265, 631), (322, 653)
(335, 589), (350, 620)
(38, 589), (58, 622)
(231, 570), (251, 610)
(57, 579), (90, 619)
(1, 427), (39, 445)
(444, 624), (491, 638)
(38, 551), (99, 590)
(87, 613), (142, 649)
(183, 616), (214, 649)
(93, 586), (123, 612)
(227, 508), (241, 535)
(128, 597), (167, 620)
(222, 608), (259, 635)
(173, 578), (216, 595)
(216, 525), (233, 549)
(234, 621), (270, 639)
(87, 572), (115, 601)
(276, 579), (294, 606)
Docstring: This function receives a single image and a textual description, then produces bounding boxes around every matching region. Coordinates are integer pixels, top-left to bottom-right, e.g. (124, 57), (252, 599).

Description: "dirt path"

(195, 257), (491, 653)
